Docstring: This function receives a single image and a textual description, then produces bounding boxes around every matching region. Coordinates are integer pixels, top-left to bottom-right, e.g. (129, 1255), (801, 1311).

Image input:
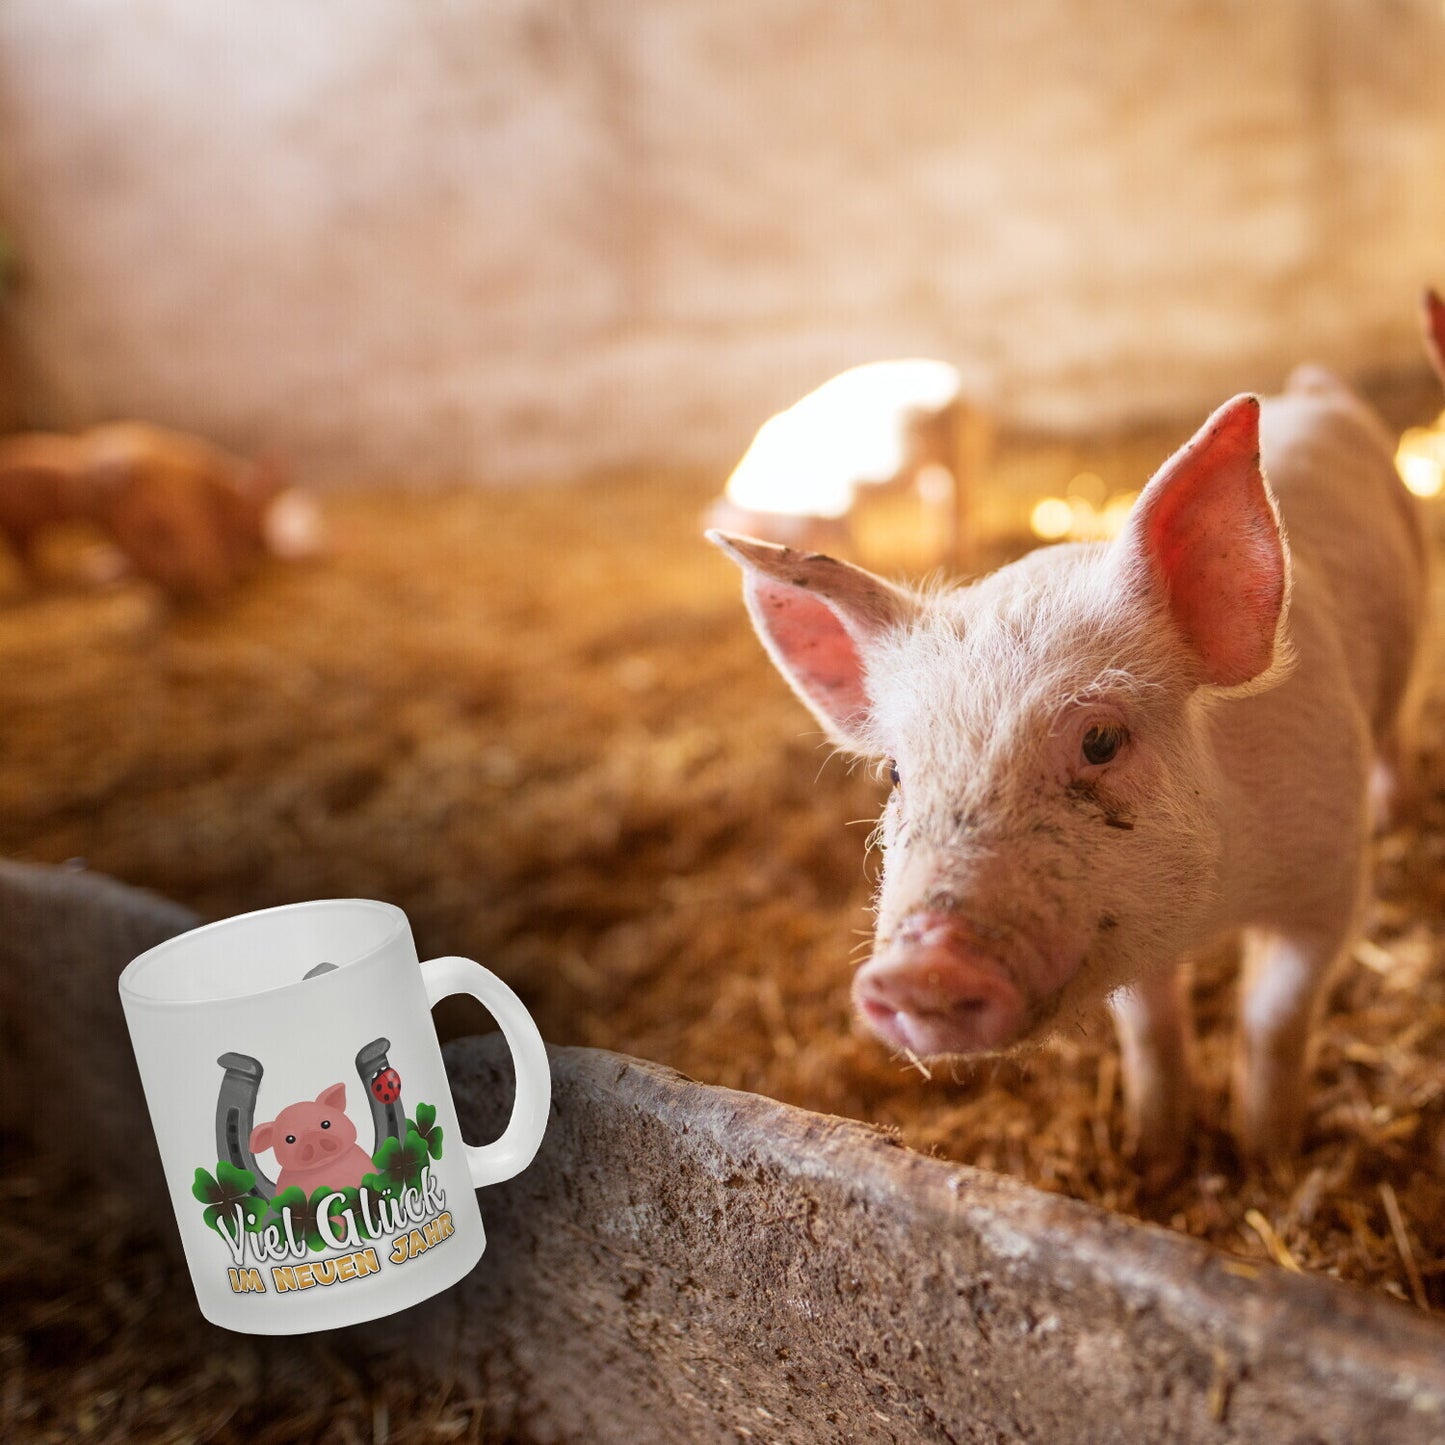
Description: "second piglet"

(710, 370), (1426, 1177)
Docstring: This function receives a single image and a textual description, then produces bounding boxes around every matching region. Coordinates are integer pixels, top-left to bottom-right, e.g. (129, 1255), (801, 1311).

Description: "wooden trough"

(7, 859), (1445, 1443)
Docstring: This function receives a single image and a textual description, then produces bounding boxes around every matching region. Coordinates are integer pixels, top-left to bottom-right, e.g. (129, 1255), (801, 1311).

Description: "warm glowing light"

(723, 360), (961, 519)
(1397, 416), (1445, 499)
(1031, 489), (1138, 542)
(915, 462), (954, 507)
(1100, 490), (1139, 538)
(1065, 471), (1107, 507)
(1400, 453), (1444, 498)
(1030, 497), (1073, 539)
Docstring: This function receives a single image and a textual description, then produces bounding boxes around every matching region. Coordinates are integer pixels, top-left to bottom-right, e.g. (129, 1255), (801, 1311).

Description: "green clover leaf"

(194, 1161), (265, 1235)
(368, 1136), (403, 1189)
(369, 1130), (430, 1193)
(399, 1129), (431, 1189)
(267, 1185), (310, 1229)
(192, 1166), (222, 1207)
(215, 1160), (257, 1197)
(405, 1102), (444, 1161)
(360, 1169), (396, 1202)
(192, 1161), (255, 1207)
(203, 1194), (268, 1237)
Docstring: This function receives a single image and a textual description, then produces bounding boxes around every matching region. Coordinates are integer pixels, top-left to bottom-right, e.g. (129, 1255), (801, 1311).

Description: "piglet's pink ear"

(317, 1082), (347, 1110)
(1119, 394), (1286, 688)
(249, 1121), (275, 1154)
(1423, 289), (1445, 388)
(706, 531), (916, 753)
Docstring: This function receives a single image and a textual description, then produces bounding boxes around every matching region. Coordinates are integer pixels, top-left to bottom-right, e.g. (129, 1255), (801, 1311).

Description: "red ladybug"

(370, 1067), (402, 1104)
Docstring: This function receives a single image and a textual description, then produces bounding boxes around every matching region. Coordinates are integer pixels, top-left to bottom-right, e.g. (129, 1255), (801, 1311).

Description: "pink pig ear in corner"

(317, 1082), (347, 1110)
(1119, 394), (1286, 689)
(706, 530), (917, 753)
(249, 1121), (275, 1154)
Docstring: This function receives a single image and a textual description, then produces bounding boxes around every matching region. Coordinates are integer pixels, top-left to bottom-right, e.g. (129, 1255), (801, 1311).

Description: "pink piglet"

(250, 1082), (376, 1195)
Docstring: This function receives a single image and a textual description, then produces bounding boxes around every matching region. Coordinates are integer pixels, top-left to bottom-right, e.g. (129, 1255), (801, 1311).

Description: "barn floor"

(4, 403), (1445, 1439)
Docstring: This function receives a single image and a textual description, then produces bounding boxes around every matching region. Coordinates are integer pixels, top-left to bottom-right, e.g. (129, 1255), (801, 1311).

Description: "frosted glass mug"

(119, 899), (550, 1335)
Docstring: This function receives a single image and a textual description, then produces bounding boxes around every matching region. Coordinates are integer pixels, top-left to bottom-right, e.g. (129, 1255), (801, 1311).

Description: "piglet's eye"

(1081, 724), (1127, 766)
(320, 1120), (331, 1129)
(285, 1134), (296, 1144)
(887, 759), (900, 786)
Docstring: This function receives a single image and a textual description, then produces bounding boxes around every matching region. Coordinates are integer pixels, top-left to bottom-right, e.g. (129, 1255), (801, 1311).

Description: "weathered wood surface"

(402, 1036), (1445, 1445)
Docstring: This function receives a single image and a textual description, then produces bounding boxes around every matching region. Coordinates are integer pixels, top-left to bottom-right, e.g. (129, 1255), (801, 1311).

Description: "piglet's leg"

(1110, 963), (1193, 1188)
(1232, 928), (1342, 1167)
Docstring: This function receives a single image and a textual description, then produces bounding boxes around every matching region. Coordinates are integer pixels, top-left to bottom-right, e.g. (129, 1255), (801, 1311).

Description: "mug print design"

(190, 1036), (455, 1298)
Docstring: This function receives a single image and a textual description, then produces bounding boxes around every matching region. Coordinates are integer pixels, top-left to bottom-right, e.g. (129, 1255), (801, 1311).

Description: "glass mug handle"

(421, 956), (552, 1187)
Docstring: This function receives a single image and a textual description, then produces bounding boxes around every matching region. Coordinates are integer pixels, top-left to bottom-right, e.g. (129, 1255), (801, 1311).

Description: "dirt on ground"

(3, 405), (1445, 1440)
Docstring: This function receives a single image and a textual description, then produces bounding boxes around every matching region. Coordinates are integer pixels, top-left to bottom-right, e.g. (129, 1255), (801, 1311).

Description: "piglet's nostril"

(854, 947), (1026, 1056)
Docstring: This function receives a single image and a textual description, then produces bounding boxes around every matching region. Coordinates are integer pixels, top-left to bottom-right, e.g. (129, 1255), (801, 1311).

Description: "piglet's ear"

(317, 1082), (347, 1110)
(706, 531), (916, 752)
(1423, 288), (1445, 388)
(249, 1121), (275, 1154)
(1118, 394), (1287, 688)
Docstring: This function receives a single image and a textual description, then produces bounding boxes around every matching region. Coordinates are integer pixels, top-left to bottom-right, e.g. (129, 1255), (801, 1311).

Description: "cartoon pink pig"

(250, 1082), (375, 1195)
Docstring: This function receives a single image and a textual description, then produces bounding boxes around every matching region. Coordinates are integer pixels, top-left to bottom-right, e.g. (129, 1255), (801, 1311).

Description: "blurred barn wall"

(0, 0), (1443, 485)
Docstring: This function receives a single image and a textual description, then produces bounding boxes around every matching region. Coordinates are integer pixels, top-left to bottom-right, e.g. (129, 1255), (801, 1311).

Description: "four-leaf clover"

(192, 1162), (267, 1237)
(405, 1102), (444, 1161)
(267, 1185), (345, 1253)
(366, 1129), (430, 1195)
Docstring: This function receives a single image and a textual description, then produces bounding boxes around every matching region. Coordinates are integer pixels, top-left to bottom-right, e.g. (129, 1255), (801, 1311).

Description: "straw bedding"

(3, 417), (1444, 1440)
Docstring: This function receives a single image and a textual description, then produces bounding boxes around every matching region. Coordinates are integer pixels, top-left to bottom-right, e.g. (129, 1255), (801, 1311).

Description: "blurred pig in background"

(0, 420), (321, 600)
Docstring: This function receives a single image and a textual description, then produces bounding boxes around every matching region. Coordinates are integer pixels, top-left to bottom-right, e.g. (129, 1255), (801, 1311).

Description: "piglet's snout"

(854, 912), (1026, 1057)
(297, 1131), (341, 1164)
